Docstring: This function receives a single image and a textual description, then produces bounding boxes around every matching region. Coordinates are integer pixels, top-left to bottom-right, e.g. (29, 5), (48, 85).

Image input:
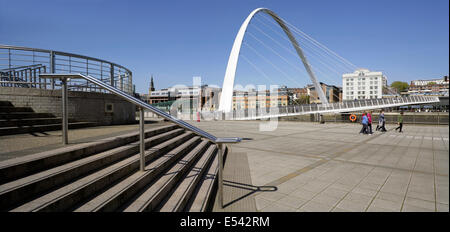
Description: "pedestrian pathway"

(189, 121), (449, 212)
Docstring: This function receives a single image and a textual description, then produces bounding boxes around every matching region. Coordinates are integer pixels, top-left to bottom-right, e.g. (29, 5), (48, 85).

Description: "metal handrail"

(39, 73), (241, 144)
(39, 73), (238, 209)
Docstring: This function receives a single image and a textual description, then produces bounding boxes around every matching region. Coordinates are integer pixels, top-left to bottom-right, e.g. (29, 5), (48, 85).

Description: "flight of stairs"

(0, 100), (95, 136)
(0, 124), (225, 212)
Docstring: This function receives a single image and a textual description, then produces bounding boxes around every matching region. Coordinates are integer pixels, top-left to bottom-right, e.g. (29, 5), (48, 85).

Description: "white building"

(342, 69), (387, 100)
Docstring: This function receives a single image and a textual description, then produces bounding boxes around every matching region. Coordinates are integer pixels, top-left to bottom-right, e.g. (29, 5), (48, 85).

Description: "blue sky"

(1, 0), (448, 94)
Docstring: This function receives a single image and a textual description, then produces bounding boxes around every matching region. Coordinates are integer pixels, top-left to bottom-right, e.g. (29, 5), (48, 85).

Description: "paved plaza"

(189, 120), (449, 212)
(1, 120), (448, 212)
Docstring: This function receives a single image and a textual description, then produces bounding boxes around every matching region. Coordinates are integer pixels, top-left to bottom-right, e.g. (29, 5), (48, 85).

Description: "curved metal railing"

(0, 45), (133, 94)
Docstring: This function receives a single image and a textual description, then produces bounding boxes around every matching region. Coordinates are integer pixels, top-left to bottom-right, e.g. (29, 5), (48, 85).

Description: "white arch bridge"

(209, 8), (440, 120)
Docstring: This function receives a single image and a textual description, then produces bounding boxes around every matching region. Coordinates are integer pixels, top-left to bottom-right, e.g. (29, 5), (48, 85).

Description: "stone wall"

(0, 87), (136, 125)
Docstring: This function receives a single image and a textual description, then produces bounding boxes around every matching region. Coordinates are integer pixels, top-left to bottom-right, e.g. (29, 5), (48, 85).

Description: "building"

(148, 88), (177, 104)
(232, 86), (289, 110)
(408, 76), (449, 96)
(144, 85), (221, 112)
(342, 69), (387, 100)
(307, 82), (342, 103)
(200, 85), (221, 111)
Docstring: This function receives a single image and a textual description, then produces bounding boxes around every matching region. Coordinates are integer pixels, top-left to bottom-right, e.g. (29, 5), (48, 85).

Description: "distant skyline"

(1, 0), (448, 94)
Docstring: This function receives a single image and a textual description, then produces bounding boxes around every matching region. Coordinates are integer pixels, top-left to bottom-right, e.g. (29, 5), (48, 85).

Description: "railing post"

(110, 64), (115, 87)
(217, 143), (224, 208)
(50, 51), (55, 90)
(8, 48), (11, 70)
(61, 78), (68, 145)
(139, 107), (145, 172)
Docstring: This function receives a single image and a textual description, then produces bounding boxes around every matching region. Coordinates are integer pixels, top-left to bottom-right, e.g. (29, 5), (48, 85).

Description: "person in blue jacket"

(359, 113), (369, 134)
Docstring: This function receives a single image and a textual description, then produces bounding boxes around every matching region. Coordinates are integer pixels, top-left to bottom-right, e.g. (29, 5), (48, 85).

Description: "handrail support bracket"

(217, 142), (224, 208)
(139, 107), (145, 172)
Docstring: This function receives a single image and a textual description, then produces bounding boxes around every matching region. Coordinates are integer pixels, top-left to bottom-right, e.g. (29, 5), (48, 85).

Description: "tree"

(390, 81), (409, 93)
(293, 95), (310, 105)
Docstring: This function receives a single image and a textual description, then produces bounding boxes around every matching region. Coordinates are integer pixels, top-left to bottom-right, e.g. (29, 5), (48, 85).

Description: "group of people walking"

(359, 111), (404, 134)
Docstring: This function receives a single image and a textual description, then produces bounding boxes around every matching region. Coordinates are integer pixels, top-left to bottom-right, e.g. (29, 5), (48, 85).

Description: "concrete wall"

(0, 87), (136, 125)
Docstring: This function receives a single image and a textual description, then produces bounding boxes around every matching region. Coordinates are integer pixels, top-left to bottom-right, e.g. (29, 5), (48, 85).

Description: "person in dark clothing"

(376, 110), (387, 132)
(376, 112), (382, 131)
(395, 111), (404, 132)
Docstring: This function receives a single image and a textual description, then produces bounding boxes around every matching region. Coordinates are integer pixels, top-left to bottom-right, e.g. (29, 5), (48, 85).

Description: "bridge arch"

(219, 8), (328, 112)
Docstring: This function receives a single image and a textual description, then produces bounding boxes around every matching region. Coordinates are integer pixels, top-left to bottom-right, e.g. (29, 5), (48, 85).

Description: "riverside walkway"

(1, 120), (448, 212)
(189, 120), (449, 212)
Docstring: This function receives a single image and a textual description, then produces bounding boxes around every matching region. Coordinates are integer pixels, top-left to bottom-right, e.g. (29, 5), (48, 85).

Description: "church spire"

(149, 75), (155, 94)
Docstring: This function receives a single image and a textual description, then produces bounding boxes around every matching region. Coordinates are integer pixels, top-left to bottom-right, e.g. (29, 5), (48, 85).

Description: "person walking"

(395, 111), (404, 133)
(367, 111), (373, 134)
(360, 113), (369, 134)
(376, 111), (382, 131)
(377, 110), (387, 132)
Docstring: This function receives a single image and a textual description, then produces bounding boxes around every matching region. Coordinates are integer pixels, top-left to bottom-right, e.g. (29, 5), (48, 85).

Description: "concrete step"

(0, 101), (13, 107)
(0, 118), (75, 128)
(8, 131), (194, 212)
(0, 128), (185, 210)
(0, 122), (97, 136)
(0, 112), (54, 120)
(0, 106), (34, 113)
(0, 124), (179, 185)
(185, 147), (227, 212)
(122, 140), (212, 212)
(156, 144), (217, 212)
(73, 136), (202, 212)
